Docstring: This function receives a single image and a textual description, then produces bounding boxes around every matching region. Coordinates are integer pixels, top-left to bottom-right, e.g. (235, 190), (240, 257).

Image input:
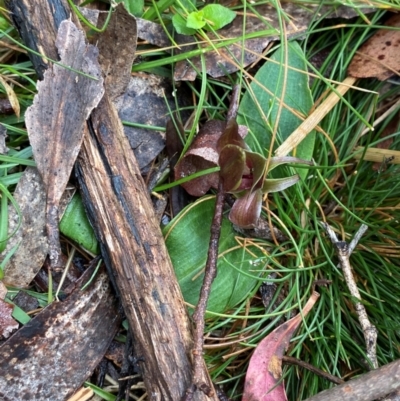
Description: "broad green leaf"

(59, 193), (99, 255)
(172, 13), (196, 35)
(202, 4), (236, 30)
(187, 10), (205, 29)
(237, 41), (314, 180)
(163, 196), (267, 314)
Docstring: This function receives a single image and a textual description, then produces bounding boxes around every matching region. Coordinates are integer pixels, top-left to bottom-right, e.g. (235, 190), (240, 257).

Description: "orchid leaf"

(267, 156), (313, 173)
(229, 189), (263, 228)
(262, 175), (300, 193)
(219, 144), (246, 193)
(163, 197), (265, 314)
(237, 41), (314, 180)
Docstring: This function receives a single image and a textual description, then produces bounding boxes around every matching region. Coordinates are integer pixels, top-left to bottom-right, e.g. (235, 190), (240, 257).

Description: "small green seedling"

(172, 4), (236, 35)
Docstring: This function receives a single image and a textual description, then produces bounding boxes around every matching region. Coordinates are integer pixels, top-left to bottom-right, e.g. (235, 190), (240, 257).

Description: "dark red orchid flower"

(217, 119), (311, 228)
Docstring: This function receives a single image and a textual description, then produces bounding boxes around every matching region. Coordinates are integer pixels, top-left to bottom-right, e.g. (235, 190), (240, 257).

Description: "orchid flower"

(217, 119), (311, 228)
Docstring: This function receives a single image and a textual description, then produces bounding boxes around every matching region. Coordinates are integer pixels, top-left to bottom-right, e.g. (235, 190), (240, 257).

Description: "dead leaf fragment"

(1, 168), (73, 288)
(0, 299), (18, 339)
(348, 14), (400, 80)
(25, 19), (104, 267)
(0, 266), (120, 401)
(174, 121), (248, 196)
(94, 4), (137, 100)
(242, 292), (319, 401)
(113, 74), (178, 172)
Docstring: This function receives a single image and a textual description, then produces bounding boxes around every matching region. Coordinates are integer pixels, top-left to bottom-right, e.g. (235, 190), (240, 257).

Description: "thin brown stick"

(183, 180), (225, 401)
(322, 223), (378, 369)
(282, 356), (344, 385)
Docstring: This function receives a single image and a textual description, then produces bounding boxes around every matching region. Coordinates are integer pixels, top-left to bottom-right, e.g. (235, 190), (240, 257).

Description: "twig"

(322, 223), (378, 369)
(282, 356), (344, 385)
(182, 180), (225, 401)
(303, 359), (400, 401)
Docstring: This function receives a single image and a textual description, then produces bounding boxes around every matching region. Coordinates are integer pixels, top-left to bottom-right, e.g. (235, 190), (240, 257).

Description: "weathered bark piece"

(0, 266), (120, 401)
(25, 20), (104, 267)
(6, 0), (79, 80)
(9, 1), (217, 400)
(76, 96), (215, 400)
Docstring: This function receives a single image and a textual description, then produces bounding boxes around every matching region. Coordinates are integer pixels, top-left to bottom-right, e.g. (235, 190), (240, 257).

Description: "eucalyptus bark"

(8, 1), (215, 399)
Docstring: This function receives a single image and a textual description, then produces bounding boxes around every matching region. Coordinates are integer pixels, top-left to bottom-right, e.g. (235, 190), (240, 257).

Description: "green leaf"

(163, 197), (265, 314)
(186, 10), (206, 29)
(175, 0), (196, 13)
(116, 0), (144, 16)
(172, 13), (196, 35)
(262, 175), (300, 193)
(237, 41), (314, 180)
(202, 4), (236, 30)
(59, 193), (99, 255)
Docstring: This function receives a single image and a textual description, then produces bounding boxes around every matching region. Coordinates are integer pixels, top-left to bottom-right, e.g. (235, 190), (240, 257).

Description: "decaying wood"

(8, 1), (216, 399)
(0, 265), (120, 401)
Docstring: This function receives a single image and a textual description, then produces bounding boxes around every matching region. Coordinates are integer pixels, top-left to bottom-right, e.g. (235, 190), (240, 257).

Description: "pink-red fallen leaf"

(242, 291), (320, 401)
(0, 299), (18, 339)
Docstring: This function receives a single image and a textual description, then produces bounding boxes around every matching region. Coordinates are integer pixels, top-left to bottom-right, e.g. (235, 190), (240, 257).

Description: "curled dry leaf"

(242, 291), (320, 401)
(348, 14), (400, 80)
(174, 120), (247, 197)
(25, 19), (104, 267)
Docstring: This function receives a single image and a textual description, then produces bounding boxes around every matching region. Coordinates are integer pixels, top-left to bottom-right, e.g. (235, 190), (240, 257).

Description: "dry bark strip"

(0, 265), (120, 401)
(8, 1), (216, 400)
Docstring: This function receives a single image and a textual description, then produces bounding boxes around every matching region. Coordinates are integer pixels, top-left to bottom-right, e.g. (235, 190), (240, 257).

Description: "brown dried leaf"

(94, 4), (137, 100)
(175, 120), (248, 196)
(175, 120), (225, 196)
(1, 168), (73, 288)
(25, 20), (104, 266)
(348, 14), (400, 80)
(0, 299), (18, 339)
(114, 75), (176, 172)
(0, 266), (120, 401)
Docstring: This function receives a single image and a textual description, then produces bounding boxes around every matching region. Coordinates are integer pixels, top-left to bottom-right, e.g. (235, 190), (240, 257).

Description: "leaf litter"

(25, 19), (104, 268)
